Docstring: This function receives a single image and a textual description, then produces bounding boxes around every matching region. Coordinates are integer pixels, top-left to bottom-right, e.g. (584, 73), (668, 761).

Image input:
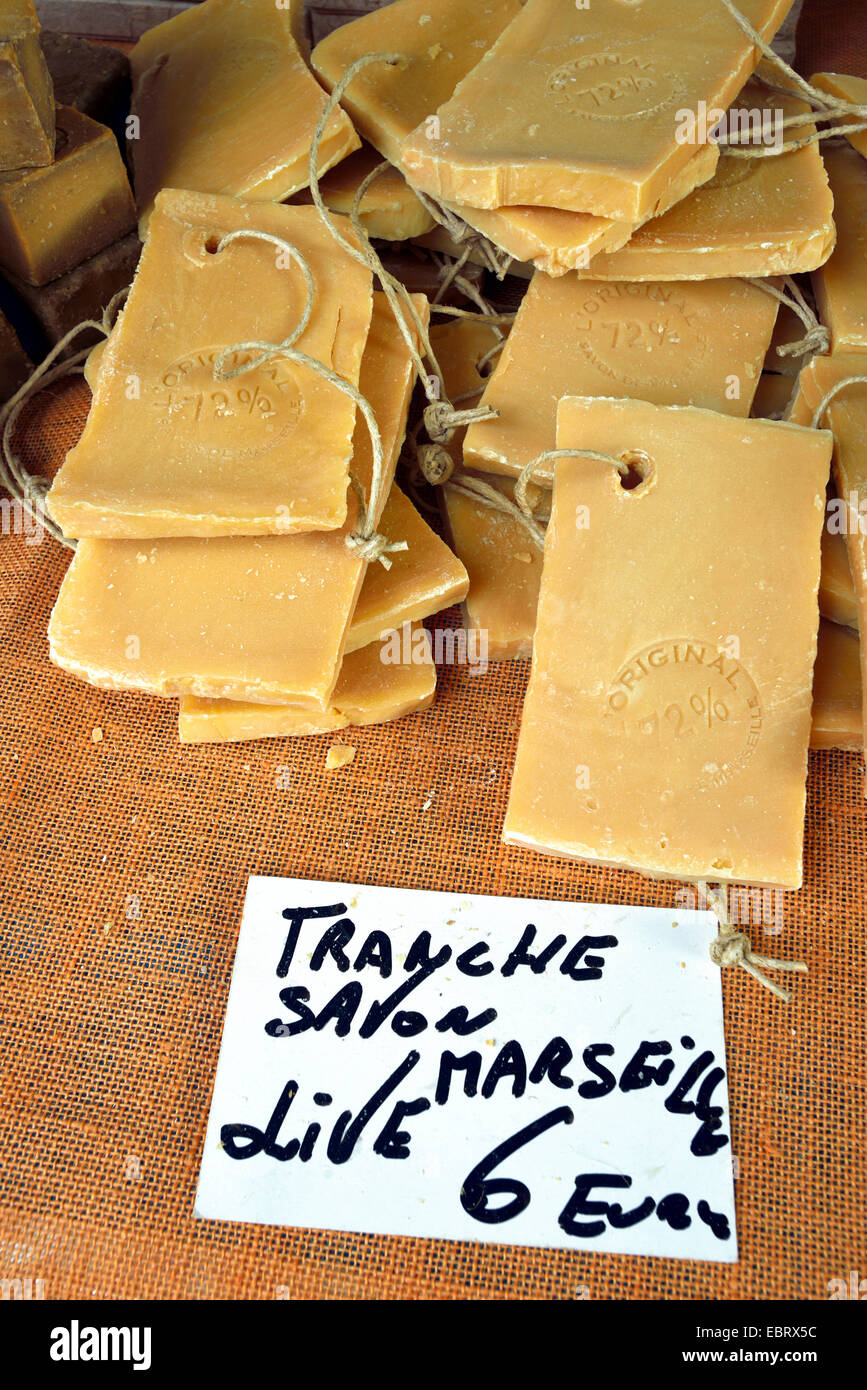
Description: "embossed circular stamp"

(153, 348), (303, 458)
(572, 282), (712, 391)
(546, 50), (679, 120)
(604, 638), (763, 787)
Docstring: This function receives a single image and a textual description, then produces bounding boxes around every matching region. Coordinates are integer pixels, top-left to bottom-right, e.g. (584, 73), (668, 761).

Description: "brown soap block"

(40, 32), (130, 136)
(0, 104), (136, 286)
(0, 0), (54, 171)
(2, 230), (140, 348)
(0, 301), (29, 399)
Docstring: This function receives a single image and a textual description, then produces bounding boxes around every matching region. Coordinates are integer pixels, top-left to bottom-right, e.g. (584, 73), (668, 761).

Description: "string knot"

(346, 528), (408, 570)
(709, 930), (752, 969)
(777, 324), (830, 359)
(423, 400), (457, 444)
(417, 441), (454, 486)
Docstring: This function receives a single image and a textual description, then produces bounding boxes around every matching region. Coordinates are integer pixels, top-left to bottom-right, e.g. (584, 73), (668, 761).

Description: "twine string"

(748, 275), (830, 358)
(0, 287), (129, 551)
(705, 883), (807, 1003)
(810, 375), (867, 430)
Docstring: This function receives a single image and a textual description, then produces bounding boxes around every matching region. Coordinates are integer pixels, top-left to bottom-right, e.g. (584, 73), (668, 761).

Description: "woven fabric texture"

(0, 377), (865, 1301)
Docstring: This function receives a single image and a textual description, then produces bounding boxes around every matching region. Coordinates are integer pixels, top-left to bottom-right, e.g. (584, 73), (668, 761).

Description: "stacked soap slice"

(46, 191), (468, 746)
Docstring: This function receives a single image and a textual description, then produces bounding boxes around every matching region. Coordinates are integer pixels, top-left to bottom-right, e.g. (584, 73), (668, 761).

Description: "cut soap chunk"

(464, 271), (779, 485)
(129, 0), (359, 230)
(401, 0), (795, 220)
(810, 619), (862, 751)
(46, 193), (373, 539)
(291, 143), (435, 242)
(178, 624), (436, 744)
(0, 105), (136, 286)
(812, 142), (867, 352)
(0, 0), (54, 169)
(47, 292), (426, 709)
(811, 73), (867, 160)
(503, 397), (831, 888)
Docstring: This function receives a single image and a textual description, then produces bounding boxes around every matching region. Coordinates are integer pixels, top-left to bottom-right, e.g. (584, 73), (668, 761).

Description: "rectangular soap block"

(291, 143), (435, 242)
(46, 192), (374, 539)
(130, 0), (359, 230)
(400, 0), (795, 220)
(810, 619), (862, 751)
(464, 271), (779, 485)
(178, 623), (436, 744)
(0, 104), (136, 286)
(40, 31), (130, 137)
(346, 484), (468, 652)
(789, 354), (867, 786)
(504, 397), (832, 888)
(0, 0), (54, 170)
(1, 230), (140, 351)
(48, 292), (426, 710)
(310, 0), (639, 276)
(811, 73), (867, 160)
(579, 77), (834, 281)
(812, 142), (867, 352)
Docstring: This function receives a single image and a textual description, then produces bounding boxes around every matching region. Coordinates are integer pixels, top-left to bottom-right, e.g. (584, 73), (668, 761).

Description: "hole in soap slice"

(617, 449), (653, 492)
(204, 234), (221, 255)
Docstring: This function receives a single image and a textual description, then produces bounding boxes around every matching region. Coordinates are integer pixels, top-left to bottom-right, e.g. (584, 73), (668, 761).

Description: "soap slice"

(789, 354), (867, 787)
(310, 0), (639, 276)
(346, 484), (468, 651)
(2, 231), (140, 350)
(48, 292), (425, 710)
(0, 105), (136, 286)
(811, 73), (867, 159)
(810, 619), (862, 751)
(464, 271), (779, 485)
(40, 30), (130, 135)
(812, 142), (867, 352)
(401, 0), (795, 220)
(504, 397), (831, 888)
(129, 0), (359, 230)
(0, 0), (54, 169)
(178, 623), (436, 744)
(751, 373), (793, 420)
(46, 192), (373, 539)
(820, 527), (858, 631)
(579, 78), (834, 281)
(292, 143), (435, 242)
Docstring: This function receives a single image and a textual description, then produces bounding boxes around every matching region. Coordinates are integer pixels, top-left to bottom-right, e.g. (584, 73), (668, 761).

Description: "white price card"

(195, 877), (737, 1261)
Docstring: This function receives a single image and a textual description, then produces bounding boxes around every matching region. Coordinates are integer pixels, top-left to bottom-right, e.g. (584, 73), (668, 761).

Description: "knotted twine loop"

(411, 185), (512, 280)
(716, 0), (867, 154)
(705, 883), (807, 1003)
(748, 276), (830, 359)
(0, 286), (129, 551)
(308, 52), (502, 471)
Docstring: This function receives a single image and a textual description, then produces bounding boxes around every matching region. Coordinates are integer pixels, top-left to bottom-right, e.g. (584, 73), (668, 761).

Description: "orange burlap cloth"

(1, 377), (865, 1300)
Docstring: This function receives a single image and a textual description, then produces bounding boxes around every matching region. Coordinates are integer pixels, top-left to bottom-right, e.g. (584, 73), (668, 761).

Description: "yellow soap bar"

(442, 472), (541, 662)
(464, 271), (779, 485)
(47, 192), (373, 539)
(429, 314), (508, 462)
(401, 0), (794, 221)
(347, 484), (468, 652)
(292, 143), (435, 241)
(579, 79), (834, 281)
(310, 0), (638, 276)
(504, 396), (831, 888)
(48, 292), (426, 710)
(0, 105), (136, 286)
(178, 623), (436, 744)
(812, 143), (867, 352)
(820, 527), (858, 631)
(129, 0), (359, 230)
(751, 372), (794, 420)
(811, 73), (867, 159)
(810, 619), (862, 751)
(0, 0), (54, 170)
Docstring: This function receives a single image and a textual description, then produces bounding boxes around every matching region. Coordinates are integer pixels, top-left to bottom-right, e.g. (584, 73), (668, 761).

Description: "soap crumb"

(103, 920), (113, 937)
(91, 727), (103, 744)
(418, 12), (431, 23)
(527, 123), (540, 137)
(427, 42), (442, 58)
(325, 744), (356, 771)
(515, 551), (533, 564)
